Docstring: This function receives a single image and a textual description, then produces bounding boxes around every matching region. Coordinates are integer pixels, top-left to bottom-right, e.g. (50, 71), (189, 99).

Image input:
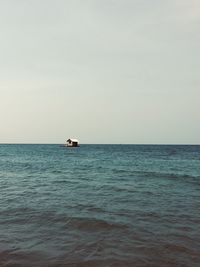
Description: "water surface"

(0, 144), (199, 266)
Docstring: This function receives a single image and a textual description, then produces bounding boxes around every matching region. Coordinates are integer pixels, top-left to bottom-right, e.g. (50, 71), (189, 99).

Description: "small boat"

(65, 138), (79, 147)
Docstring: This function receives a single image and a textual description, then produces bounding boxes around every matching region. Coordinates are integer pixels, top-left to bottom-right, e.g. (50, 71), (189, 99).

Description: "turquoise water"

(0, 144), (199, 267)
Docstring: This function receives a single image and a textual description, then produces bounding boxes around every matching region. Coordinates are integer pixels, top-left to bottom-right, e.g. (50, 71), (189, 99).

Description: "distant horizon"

(0, 142), (199, 145)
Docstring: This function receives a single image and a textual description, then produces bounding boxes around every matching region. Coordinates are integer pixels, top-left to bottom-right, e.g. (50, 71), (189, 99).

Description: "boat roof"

(67, 138), (79, 142)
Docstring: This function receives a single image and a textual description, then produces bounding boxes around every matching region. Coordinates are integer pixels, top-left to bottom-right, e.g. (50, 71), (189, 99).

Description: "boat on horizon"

(65, 138), (79, 147)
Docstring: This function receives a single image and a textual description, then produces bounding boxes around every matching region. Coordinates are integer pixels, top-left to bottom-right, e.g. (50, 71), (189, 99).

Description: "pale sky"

(0, 0), (199, 144)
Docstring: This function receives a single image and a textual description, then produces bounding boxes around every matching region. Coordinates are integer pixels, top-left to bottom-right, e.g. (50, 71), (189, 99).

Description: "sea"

(0, 144), (199, 267)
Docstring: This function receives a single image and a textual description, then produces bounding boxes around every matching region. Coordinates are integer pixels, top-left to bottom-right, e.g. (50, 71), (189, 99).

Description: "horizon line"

(0, 143), (199, 146)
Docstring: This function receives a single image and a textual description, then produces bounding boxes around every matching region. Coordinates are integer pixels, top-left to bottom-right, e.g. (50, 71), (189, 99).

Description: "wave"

(69, 217), (127, 232)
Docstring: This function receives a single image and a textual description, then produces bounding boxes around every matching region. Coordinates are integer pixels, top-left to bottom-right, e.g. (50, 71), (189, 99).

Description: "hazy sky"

(0, 0), (199, 144)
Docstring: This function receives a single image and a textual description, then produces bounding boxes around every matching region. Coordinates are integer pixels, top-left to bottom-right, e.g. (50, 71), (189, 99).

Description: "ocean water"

(0, 144), (199, 267)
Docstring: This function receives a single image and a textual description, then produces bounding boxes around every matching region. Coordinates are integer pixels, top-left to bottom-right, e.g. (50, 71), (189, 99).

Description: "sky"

(0, 0), (199, 144)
